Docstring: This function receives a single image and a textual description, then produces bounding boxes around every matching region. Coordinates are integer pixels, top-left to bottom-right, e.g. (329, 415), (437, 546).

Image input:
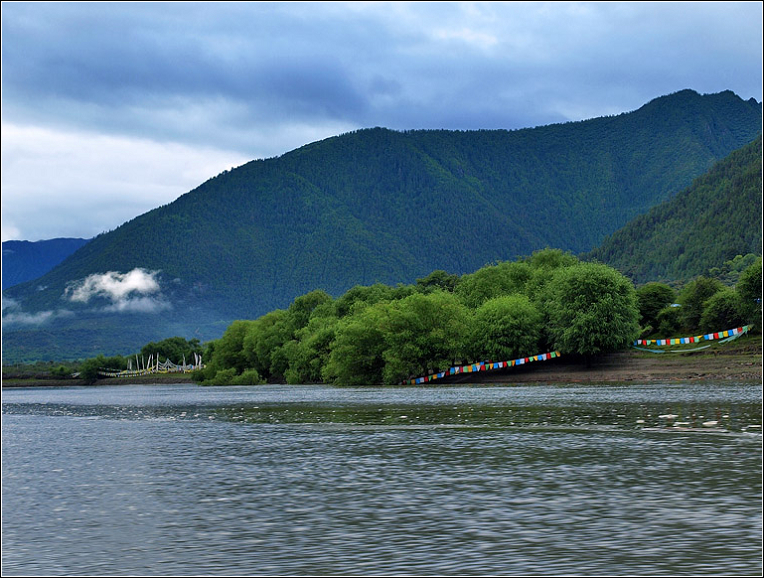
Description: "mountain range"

(586, 134), (762, 284)
(2, 238), (90, 290)
(2, 89), (761, 363)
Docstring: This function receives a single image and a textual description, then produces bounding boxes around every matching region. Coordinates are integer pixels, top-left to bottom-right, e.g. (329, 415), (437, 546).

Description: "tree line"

(15, 251), (758, 386)
(191, 250), (760, 387)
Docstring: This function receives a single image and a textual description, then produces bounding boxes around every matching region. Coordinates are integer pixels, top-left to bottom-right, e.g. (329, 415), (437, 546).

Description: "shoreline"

(3, 338), (761, 388)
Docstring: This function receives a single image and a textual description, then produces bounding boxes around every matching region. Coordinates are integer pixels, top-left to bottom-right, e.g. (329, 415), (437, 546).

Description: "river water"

(2, 382), (761, 576)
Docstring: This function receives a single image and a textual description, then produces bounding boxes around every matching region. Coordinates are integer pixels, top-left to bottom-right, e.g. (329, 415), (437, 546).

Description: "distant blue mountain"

(2, 238), (90, 290)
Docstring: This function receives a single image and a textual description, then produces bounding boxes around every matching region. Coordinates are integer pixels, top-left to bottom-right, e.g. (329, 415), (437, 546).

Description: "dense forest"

(186, 250), (761, 386)
(588, 135), (762, 284)
(3, 89), (761, 363)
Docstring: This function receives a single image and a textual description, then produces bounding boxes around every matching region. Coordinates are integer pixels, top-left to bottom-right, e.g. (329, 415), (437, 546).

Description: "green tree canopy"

(736, 257), (762, 324)
(545, 263), (640, 357)
(699, 288), (747, 333)
(677, 276), (725, 331)
(468, 294), (543, 362)
(380, 291), (471, 384)
(139, 336), (203, 365)
(636, 282), (676, 332)
(242, 309), (294, 379)
(455, 261), (532, 308)
(283, 314), (341, 384)
(415, 269), (460, 293)
(322, 302), (391, 385)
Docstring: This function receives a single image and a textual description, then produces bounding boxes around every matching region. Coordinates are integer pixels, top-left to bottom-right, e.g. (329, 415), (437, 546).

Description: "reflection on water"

(2, 383), (761, 576)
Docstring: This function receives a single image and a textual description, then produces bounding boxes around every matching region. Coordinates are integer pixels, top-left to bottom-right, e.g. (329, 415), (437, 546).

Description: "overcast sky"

(2, 1), (762, 242)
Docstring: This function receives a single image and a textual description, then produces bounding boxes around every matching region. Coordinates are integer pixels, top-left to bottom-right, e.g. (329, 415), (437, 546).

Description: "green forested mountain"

(2, 89), (761, 362)
(587, 134), (762, 284)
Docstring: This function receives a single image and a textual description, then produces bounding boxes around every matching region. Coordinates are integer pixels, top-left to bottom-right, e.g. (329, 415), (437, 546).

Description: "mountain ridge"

(587, 134), (762, 283)
(2, 238), (91, 290)
(2, 89), (761, 362)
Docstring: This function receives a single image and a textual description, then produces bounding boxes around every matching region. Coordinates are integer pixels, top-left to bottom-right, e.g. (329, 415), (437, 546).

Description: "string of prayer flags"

(408, 351), (561, 385)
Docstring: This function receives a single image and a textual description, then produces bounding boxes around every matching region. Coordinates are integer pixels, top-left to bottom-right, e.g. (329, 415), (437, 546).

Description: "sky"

(2, 1), (762, 242)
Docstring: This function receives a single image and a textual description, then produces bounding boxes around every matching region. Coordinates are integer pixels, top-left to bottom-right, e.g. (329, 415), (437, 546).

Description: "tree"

(77, 354), (127, 384)
(416, 270), (460, 293)
(523, 249), (580, 302)
(455, 261), (532, 308)
(322, 302), (390, 385)
(283, 314), (340, 384)
(242, 310), (294, 378)
(380, 291), (471, 384)
(195, 320), (255, 383)
(700, 288), (747, 333)
(139, 336), (203, 365)
(736, 257), (762, 324)
(468, 294), (542, 361)
(677, 276), (724, 331)
(545, 263), (640, 358)
(655, 305), (682, 337)
(333, 283), (414, 318)
(636, 282), (675, 332)
(78, 356), (105, 384)
(287, 290), (333, 329)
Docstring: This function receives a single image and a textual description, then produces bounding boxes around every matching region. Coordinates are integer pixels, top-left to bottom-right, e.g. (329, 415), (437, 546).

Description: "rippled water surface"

(2, 383), (761, 576)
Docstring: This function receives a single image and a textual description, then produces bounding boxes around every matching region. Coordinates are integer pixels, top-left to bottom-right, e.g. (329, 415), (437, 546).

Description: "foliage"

(708, 253), (761, 286)
(139, 336), (203, 366)
(655, 306), (683, 337)
(31, 242), (760, 386)
(321, 303), (390, 385)
(677, 276), (725, 332)
(380, 291), (471, 385)
(455, 261), (532, 308)
(194, 320), (255, 384)
(636, 282), (676, 331)
(283, 314), (340, 384)
(736, 257), (762, 324)
(76, 354), (127, 384)
(699, 288), (747, 334)
(545, 263), (641, 357)
(416, 270), (460, 293)
(468, 295), (542, 362)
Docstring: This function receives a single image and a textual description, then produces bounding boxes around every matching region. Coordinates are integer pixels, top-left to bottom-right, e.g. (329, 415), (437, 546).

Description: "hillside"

(587, 135), (762, 284)
(2, 89), (761, 362)
(2, 238), (90, 290)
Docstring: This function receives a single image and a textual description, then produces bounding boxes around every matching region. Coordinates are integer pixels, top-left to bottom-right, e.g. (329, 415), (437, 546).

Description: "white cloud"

(66, 268), (160, 302)
(64, 268), (170, 313)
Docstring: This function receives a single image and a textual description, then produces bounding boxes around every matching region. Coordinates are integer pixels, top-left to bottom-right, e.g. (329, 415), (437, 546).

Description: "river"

(2, 382), (761, 576)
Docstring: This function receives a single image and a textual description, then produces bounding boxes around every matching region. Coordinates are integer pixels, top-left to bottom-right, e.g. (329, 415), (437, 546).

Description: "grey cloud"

(1, 2), (761, 241)
(3, 2), (760, 151)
